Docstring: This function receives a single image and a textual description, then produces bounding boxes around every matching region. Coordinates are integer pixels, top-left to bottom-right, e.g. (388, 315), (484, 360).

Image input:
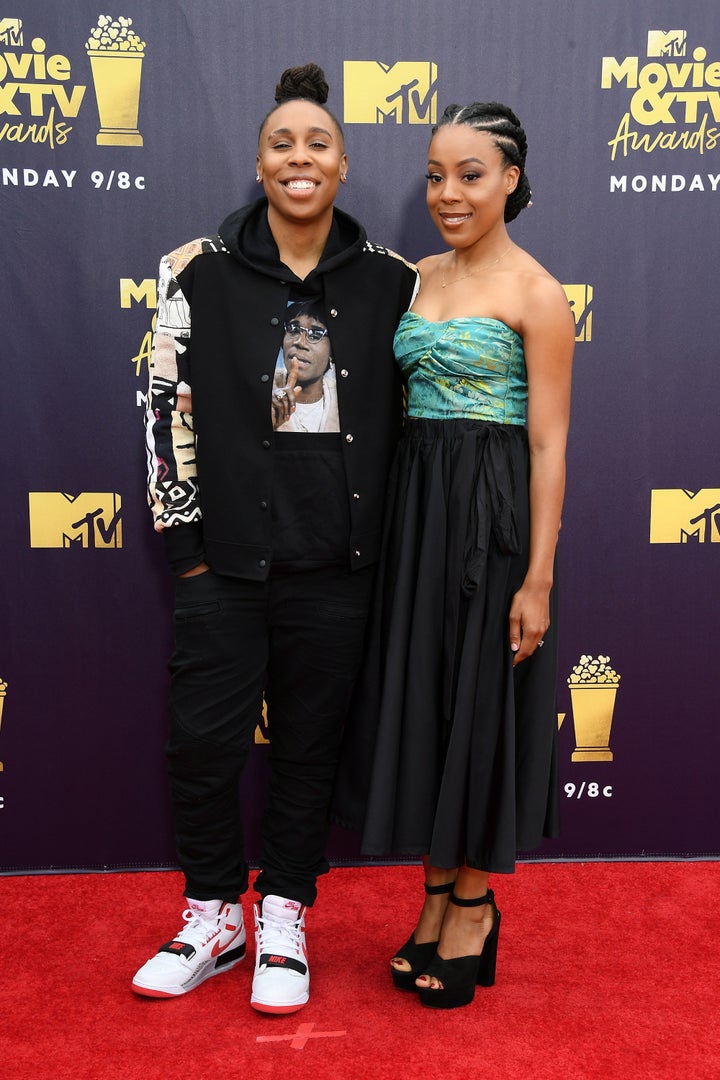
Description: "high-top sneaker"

(132, 898), (246, 998)
(251, 895), (309, 1014)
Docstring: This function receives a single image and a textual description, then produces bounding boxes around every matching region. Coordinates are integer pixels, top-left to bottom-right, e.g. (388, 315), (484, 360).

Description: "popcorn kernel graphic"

(567, 655), (620, 762)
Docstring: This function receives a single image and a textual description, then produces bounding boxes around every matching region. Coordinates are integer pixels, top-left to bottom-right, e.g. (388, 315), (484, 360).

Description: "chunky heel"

(475, 907), (500, 987)
(417, 889), (500, 1009)
(390, 880), (454, 991)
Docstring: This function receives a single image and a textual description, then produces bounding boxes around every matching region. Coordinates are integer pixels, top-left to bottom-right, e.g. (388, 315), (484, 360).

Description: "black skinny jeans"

(165, 565), (374, 907)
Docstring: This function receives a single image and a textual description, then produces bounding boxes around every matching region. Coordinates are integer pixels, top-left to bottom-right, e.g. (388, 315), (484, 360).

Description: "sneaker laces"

(257, 910), (304, 958)
(173, 908), (221, 950)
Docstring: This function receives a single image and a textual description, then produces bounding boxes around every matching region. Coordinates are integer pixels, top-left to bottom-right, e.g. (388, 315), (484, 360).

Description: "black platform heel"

(391, 880), (454, 991)
(417, 889), (501, 1009)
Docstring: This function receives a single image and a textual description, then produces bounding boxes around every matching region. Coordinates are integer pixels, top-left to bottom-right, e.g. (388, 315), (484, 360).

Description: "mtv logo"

(647, 30), (687, 57)
(649, 489), (720, 543)
(28, 492), (122, 549)
(344, 61), (438, 124)
(0, 18), (22, 46)
(563, 285), (593, 342)
(120, 278), (157, 309)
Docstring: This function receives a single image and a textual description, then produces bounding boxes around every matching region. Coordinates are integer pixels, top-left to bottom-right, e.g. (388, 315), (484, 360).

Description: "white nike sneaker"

(132, 898), (246, 998)
(251, 895), (310, 1014)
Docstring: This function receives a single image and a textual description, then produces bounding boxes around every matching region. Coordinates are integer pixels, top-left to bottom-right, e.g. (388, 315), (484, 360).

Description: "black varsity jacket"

(145, 198), (418, 578)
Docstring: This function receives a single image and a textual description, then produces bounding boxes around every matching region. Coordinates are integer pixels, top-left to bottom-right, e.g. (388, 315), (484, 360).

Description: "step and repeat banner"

(1, 0), (718, 872)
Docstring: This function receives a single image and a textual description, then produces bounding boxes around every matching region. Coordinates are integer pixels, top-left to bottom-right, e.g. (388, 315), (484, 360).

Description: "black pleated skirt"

(334, 417), (560, 873)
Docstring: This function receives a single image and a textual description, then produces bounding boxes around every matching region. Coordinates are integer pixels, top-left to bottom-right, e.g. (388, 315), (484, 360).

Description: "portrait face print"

(271, 301), (339, 433)
(282, 313), (331, 392)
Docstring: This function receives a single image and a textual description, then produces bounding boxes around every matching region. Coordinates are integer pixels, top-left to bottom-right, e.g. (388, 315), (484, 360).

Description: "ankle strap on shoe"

(450, 888), (494, 907)
(424, 880), (455, 895)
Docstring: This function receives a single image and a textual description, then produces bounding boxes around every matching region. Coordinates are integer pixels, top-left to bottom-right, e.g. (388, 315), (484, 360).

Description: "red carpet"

(2, 862), (719, 1079)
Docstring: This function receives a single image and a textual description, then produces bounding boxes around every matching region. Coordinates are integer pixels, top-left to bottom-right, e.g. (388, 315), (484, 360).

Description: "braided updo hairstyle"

(433, 102), (532, 222)
(258, 63), (343, 142)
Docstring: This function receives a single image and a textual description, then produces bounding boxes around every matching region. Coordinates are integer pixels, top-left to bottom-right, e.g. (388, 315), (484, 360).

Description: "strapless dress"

(334, 312), (559, 873)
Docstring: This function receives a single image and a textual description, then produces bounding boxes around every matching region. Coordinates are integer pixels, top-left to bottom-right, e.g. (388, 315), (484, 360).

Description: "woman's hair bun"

(275, 63), (329, 106)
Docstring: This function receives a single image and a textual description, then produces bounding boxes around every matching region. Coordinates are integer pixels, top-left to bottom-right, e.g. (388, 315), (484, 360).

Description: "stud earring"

(341, 172), (348, 182)
(255, 174), (261, 182)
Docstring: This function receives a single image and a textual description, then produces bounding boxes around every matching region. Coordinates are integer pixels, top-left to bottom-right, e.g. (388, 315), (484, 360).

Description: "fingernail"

(511, 643), (519, 652)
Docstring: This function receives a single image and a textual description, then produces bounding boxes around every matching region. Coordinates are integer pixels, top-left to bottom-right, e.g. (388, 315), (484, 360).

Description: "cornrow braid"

(258, 63), (343, 143)
(434, 102), (532, 222)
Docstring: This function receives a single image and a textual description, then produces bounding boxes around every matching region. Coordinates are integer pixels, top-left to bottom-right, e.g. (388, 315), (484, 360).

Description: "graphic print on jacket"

(272, 298), (340, 434)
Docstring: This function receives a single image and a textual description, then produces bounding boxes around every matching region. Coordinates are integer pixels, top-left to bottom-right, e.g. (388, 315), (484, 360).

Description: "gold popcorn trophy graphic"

(0, 678), (7, 773)
(567, 655), (621, 762)
(86, 16), (146, 146)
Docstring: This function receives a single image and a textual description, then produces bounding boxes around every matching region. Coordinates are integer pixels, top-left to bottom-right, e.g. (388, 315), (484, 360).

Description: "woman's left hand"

(508, 581), (551, 666)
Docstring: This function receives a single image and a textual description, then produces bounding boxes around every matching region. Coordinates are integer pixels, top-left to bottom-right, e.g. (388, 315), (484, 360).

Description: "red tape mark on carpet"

(256, 1022), (347, 1050)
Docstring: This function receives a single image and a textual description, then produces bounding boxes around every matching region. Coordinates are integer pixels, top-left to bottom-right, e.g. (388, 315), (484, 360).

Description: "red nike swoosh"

(210, 928), (243, 958)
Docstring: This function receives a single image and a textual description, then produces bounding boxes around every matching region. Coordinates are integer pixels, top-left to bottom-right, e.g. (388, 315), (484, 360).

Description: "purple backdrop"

(1, 0), (719, 872)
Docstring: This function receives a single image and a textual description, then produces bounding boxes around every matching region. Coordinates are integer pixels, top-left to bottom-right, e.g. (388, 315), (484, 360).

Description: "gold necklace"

(441, 243), (513, 288)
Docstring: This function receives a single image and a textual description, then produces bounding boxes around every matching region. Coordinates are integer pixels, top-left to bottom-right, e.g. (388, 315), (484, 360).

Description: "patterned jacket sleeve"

(144, 247), (206, 572)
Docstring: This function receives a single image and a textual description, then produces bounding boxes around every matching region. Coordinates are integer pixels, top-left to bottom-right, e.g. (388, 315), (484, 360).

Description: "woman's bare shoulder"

(416, 252), (445, 275)
(513, 250), (571, 309)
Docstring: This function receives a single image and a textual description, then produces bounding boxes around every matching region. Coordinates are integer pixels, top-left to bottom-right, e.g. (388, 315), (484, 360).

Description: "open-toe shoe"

(391, 880), (454, 991)
(417, 889), (501, 1009)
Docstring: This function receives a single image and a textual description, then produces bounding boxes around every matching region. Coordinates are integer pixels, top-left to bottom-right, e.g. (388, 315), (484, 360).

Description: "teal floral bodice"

(393, 312), (527, 425)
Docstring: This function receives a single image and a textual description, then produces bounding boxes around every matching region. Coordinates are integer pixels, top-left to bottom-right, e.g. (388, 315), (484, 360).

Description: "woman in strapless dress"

(341, 102), (575, 1009)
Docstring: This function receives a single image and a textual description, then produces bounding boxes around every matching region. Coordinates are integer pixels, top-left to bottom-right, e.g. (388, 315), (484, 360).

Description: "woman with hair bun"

(135, 63), (417, 1013)
(341, 102), (574, 1009)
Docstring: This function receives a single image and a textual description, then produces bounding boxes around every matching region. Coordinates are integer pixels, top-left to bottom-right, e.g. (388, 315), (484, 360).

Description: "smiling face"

(425, 126), (519, 250)
(257, 100), (347, 228)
